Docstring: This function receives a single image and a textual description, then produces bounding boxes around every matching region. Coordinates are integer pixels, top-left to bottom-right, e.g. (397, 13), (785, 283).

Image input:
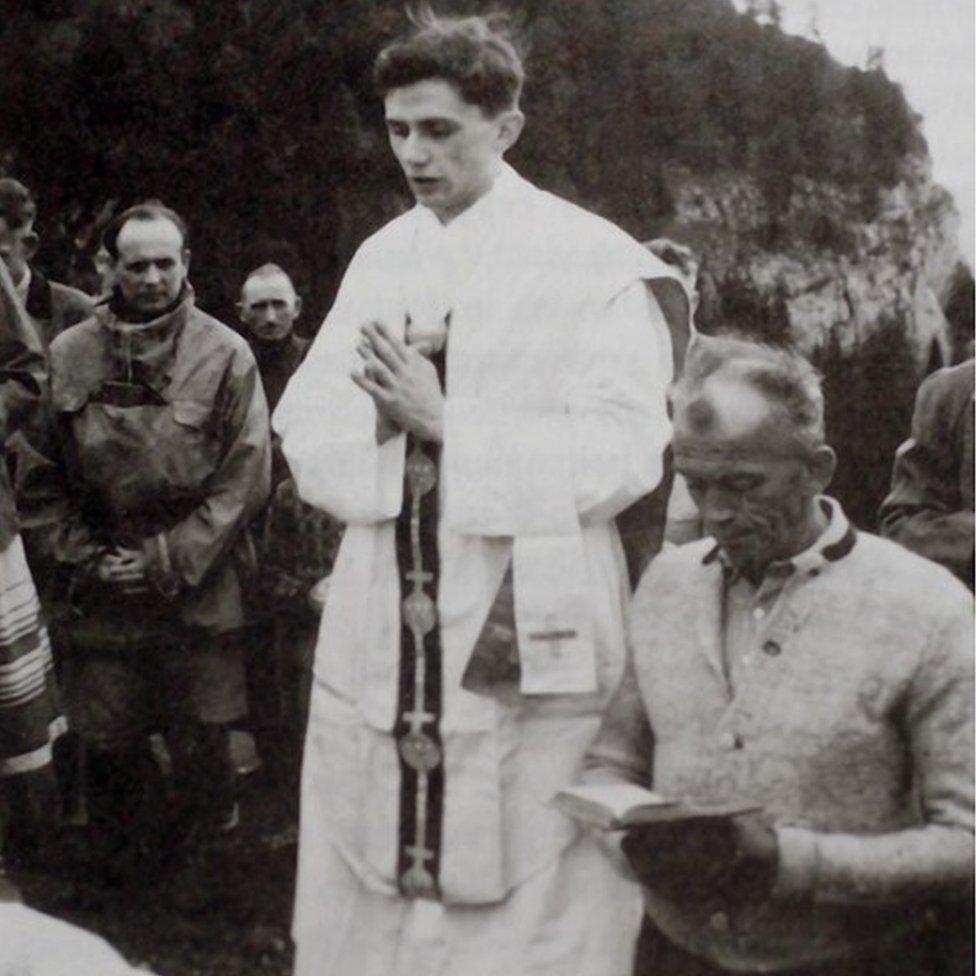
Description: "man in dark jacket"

(0, 179), (93, 350)
(20, 201), (270, 888)
(237, 263), (336, 788)
(880, 360), (974, 588)
(238, 263), (308, 418)
(1, 179), (94, 518)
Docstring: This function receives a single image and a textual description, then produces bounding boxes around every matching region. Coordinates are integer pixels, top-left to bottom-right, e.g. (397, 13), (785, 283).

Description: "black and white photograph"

(0, 2), (972, 974)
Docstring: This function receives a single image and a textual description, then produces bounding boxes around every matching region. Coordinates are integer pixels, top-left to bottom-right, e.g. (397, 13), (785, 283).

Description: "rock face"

(660, 151), (961, 366)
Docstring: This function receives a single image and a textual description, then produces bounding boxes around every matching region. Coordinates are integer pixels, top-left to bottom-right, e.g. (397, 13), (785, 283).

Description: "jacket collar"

(23, 266), (51, 320)
(96, 288), (194, 394)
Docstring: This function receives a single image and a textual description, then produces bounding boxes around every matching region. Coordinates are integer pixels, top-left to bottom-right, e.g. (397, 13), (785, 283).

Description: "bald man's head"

(671, 335), (826, 455)
(671, 335), (836, 577)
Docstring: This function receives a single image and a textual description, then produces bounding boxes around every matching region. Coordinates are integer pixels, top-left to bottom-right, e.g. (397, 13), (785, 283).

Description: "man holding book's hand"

(620, 812), (778, 908)
(583, 336), (974, 976)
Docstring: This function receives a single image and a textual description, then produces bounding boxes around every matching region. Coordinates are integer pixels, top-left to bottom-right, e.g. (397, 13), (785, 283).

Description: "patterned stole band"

(394, 346), (446, 900)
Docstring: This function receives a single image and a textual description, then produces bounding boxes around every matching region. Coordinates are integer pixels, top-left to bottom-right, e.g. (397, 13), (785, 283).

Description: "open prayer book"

(551, 783), (760, 830)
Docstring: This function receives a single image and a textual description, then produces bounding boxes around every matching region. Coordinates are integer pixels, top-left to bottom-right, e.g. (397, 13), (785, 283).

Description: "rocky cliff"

(654, 150), (961, 366)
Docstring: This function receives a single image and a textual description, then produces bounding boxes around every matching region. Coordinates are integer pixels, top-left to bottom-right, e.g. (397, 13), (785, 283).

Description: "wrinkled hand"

(621, 812), (778, 907)
(351, 321), (444, 443)
(97, 547), (150, 595)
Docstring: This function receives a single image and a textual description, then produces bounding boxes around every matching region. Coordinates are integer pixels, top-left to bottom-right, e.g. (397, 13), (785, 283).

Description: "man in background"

(238, 262), (336, 790)
(0, 178), (92, 350)
(0, 254), (65, 877)
(239, 263), (309, 419)
(880, 359), (974, 589)
(19, 201), (270, 891)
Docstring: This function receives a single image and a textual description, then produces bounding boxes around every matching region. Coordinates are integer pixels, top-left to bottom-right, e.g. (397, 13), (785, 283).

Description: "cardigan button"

(762, 639), (782, 657)
(717, 731), (742, 751)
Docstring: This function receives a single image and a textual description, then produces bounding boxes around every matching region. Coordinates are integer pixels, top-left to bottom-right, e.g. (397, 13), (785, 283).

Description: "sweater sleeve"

(774, 592), (975, 905)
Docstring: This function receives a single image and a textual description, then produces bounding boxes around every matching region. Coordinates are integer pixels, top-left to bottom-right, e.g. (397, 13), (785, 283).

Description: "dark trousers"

(81, 722), (232, 888)
(634, 914), (953, 976)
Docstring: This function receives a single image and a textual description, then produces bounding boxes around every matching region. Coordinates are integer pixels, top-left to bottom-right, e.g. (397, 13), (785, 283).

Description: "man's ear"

(293, 295), (303, 318)
(495, 109), (525, 154)
(807, 445), (836, 493)
(182, 248), (191, 276)
(21, 230), (39, 261)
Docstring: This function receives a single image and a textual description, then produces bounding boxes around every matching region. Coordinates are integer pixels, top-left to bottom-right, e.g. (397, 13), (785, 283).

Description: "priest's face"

(384, 78), (522, 224)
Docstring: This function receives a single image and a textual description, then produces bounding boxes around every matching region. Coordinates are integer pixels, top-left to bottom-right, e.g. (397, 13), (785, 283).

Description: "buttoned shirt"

(717, 500), (851, 694)
(585, 496), (974, 972)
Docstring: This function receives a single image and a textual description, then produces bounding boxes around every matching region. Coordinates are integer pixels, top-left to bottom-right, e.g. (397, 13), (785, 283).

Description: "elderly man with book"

(584, 336), (974, 976)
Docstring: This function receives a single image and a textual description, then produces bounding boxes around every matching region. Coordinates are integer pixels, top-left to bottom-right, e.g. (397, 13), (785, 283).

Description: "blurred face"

(673, 380), (832, 579)
(384, 78), (523, 224)
(93, 244), (114, 293)
(113, 216), (188, 314)
(0, 217), (38, 286)
(239, 272), (301, 342)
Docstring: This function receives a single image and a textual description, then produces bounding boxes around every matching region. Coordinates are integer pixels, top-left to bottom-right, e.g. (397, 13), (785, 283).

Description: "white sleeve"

(441, 279), (673, 536)
(272, 247), (405, 524)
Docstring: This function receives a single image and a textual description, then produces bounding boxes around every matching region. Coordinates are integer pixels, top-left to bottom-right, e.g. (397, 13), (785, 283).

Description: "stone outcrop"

(660, 152), (961, 366)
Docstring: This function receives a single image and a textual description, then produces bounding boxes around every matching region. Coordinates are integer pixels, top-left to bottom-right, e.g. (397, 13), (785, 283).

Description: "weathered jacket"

(0, 262), (46, 551)
(250, 332), (310, 488)
(8, 273), (94, 508)
(24, 270), (94, 349)
(880, 360), (975, 587)
(20, 293), (270, 645)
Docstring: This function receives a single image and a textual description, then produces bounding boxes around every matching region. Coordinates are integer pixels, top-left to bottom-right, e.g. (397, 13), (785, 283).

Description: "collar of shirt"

(98, 288), (194, 393)
(413, 161), (521, 238)
(13, 265), (31, 305)
(409, 163), (523, 329)
(703, 495), (857, 585)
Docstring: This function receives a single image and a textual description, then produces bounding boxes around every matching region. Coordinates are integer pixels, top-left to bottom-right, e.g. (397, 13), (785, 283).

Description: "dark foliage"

(1, 0), (921, 331)
(710, 271), (792, 345)
(812, 318), (920, 531)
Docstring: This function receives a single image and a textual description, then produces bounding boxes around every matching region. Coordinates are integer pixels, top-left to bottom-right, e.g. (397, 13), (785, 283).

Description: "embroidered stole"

(394, 338), (447, 900)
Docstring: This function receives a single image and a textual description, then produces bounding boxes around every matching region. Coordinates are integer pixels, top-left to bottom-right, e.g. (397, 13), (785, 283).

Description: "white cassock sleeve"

(272, 248), (405, 524)
(442, 280), (673, 536)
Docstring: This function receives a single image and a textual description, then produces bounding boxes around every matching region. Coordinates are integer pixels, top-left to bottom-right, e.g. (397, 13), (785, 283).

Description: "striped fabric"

(0, 535), (66, 775)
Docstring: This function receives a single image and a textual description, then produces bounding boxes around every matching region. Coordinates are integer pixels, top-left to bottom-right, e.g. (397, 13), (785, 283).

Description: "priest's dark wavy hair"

(374, 4), (525, 117)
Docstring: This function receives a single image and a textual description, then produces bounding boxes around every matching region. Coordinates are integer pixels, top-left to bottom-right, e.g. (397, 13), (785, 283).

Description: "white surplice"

(273, 164), (683, 976)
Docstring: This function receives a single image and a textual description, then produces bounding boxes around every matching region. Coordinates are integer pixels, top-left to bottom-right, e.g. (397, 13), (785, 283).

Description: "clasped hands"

(352, 321), (444, 444)
(97, 546), (150, 595)
(620, 812), (779, 908)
